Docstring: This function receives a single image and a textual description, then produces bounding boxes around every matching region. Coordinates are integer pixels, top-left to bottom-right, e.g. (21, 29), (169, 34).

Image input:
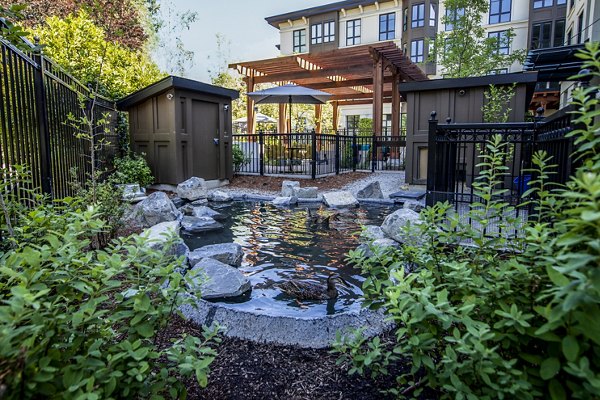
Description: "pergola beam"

(304, 76), (395, 90)
(249, 66), (373, 84)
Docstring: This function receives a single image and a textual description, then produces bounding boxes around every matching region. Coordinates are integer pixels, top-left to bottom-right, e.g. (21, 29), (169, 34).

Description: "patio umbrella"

(233, 113), (277, 124)
(247, 84), (331, 133)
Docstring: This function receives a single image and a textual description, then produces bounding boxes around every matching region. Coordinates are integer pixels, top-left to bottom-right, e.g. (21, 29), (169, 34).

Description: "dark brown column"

(246, 77), (255, 134)
(391, 74), (401, 137)
(315, 104), (322, 133)
(332, 101), (339, 133)
(372, 56), (384, 135)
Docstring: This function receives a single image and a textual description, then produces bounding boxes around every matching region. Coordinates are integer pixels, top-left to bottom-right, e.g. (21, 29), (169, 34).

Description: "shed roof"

(399, 72), (538, 95)
(117, 76), (239, 110)
(265, 0), (378, 27)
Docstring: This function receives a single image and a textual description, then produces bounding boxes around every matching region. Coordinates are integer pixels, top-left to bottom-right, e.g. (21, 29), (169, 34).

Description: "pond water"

(182, 201), (397, 317)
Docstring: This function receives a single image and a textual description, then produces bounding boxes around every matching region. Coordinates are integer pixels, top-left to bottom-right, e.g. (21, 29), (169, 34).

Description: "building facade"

(265, 0), (596, 129)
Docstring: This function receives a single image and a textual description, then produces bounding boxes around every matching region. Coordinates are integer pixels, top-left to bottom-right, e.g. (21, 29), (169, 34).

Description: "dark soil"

(228, 172), (373, 194)
(163, 315), (415, 400)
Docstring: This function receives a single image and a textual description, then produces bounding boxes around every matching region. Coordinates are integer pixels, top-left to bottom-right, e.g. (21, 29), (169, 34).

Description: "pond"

(182, 201), (397, 317)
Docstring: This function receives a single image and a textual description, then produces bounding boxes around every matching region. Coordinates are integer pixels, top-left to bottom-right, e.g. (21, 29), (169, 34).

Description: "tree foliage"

(0, 0), (154, 50)
(431, 0), (526, 77)
(31, 10), (165, 99)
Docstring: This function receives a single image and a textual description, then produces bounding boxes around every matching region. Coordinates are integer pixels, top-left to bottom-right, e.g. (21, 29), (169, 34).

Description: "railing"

(426, 108), (577, 209)
(0, 35), (118, 198)
(232, 131), (406, 179)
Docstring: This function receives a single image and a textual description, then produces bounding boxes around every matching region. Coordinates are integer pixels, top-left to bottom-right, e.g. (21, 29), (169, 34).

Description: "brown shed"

(117, 76), (239, 185)
(399, 72), (538, 185)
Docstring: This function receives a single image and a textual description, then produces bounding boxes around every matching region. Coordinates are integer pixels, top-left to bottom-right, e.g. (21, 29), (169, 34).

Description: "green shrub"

(232, 144), (249, 172)
(341, 42), (600, 399)
(112, 153), (154, 188)
(0, 201), (219, 399)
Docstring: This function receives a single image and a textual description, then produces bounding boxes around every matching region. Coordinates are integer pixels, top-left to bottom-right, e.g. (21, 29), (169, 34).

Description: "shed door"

(191, 100), (220, 180)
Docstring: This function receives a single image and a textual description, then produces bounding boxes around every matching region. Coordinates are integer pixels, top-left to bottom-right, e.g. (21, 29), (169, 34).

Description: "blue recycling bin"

(513, 175), (532, 195)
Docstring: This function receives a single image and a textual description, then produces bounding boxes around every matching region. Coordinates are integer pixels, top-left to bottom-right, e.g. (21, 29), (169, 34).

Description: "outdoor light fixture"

(224, 104), (229, 111)
(166, 93), (174, 100)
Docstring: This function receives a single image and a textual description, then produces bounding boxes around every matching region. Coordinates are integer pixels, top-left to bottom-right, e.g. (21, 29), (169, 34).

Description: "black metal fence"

(232, 131), (406, 178)
(426, 108), (577, 209)
(0, 36), (118, 198)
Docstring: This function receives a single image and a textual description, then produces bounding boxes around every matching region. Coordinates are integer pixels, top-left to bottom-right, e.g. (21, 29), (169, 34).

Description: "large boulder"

(192, 206), (226, 221)
(189, 243), (244, 267)
(380, 209), (422, 244)
(188, 258), (251, 299)
(272, 196), (298, 207)
(356, 181), (384, 199)
(403, 201), (424, 213)
(296, 187), (318, 199)
(359, 225), (386, 243)
(181, 216), (223, 233)
(127, 192), (181, 228)
(177, 177), (207, 201)
(281, 181), (300, 197)
(209, 190), (232, 202)
(355, 238), (399, 258)
(141, 221), (187, 255)
(322, 191), (359, 208)
(119, 184), (147, 203)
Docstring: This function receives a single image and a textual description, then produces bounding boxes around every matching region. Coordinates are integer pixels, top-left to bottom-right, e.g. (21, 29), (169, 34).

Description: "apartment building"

(265, 0), (595, 129)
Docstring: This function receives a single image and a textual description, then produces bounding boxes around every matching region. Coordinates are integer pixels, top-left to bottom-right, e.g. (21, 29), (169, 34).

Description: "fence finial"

(536, 107), (545, 120)
(430, 111), (437, 121)
(446, 117), (452, 123)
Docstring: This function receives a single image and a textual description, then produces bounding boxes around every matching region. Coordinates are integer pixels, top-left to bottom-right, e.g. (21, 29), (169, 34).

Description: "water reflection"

(182, 202), (396, 317)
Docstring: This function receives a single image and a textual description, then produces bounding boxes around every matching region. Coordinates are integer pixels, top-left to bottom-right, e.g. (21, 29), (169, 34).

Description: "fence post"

(335, 133), (340, 175)
(371, 132), (376, 172)
(32, 40), (52, 196)
(259, 130), (264, 176)
(352, 134), (357, 172)
(426, 111), (438, 207)
(311, 130), (317, 179)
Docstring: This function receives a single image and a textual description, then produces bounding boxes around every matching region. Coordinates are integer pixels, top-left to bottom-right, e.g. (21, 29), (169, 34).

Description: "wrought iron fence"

(232, 131), (406, 178)
(426, 108), (577, 210)
(0, 35), (118, 198)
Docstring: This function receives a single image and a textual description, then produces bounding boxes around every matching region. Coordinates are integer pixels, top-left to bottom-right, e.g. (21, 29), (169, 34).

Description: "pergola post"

(246, 77), (255, 134)
(315, 104), (322, 133)
(332, 101), (339, 133)
(372, 55), (383, 136)
(278, 104), (287, 133)
(391, 73), (401, 137)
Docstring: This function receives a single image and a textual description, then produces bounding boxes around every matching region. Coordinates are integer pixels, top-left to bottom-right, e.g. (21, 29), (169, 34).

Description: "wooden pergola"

(229, 41), (427, 135)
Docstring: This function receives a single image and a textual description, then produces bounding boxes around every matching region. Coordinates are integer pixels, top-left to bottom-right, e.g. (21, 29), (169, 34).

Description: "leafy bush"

(0, 195), (219, 398)
(232, 144), (249, 172)
(342, 42), (600, 399)
(112, 153), (154, 188)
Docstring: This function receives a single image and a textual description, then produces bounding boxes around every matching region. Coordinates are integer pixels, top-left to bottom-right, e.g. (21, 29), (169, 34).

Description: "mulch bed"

(228, 172), (373, 194)
(164, 315), (410, 400)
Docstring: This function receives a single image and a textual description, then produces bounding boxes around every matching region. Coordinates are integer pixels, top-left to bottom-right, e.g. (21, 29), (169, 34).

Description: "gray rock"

(181, 216), (223, 233)
(171, 197), (186, 208)
(177, 177), (207, 201)
(380, 208), (422, 244)
(191, 199), (209, 206)
(295, 187), (318, 199)
(188, 258), (251, 299)
(372, 238), (400, 250)
(360, 225), (386, 243)
(281, 180), (300, 197)
(119, 184), (146, 201)
(356, 181), (384, 199)
(127, 192), (182, 228)
(192, 206), (226, 221)
(403, 201), (424, 213)
(209, 190), (232, 202)
(180, 204), (195, 216)
(189, 243), (244, 267)
(322, 191), (359, 208)
(272, 196), (298, 206)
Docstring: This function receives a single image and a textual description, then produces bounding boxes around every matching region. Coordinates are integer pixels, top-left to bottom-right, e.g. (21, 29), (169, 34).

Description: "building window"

(445, 8), (464, 31)
(403, 8), (408, 31)
(346, 19), (361, 46)
(577, 11), (584, 43)
(347, 115), (360, 133)
(429, 4), (437, 27)
(533, 0), (553, 8)
(293, 29), (306, 53)
(556, 0), (566, 4)
(411, 39), (424, 63)
(379, 12), (396, 40)
(311, 21), (335, 45)
(383, 114), (392, 136)
(489, 0), (511, 24)
(412, 4), (425, 28)
(554, 19), (565, 47)
(488, 30), (510, 54)
(531, 21), (552, 49)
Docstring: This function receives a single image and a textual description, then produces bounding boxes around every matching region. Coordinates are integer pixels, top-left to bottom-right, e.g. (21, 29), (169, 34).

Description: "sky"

(171, 0), (327, 82)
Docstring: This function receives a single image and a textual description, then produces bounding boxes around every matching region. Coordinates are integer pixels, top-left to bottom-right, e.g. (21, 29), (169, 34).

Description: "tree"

(430, 0), (526, 78)
(0, 0), (154, 50)
(32, 10), (164, 99)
